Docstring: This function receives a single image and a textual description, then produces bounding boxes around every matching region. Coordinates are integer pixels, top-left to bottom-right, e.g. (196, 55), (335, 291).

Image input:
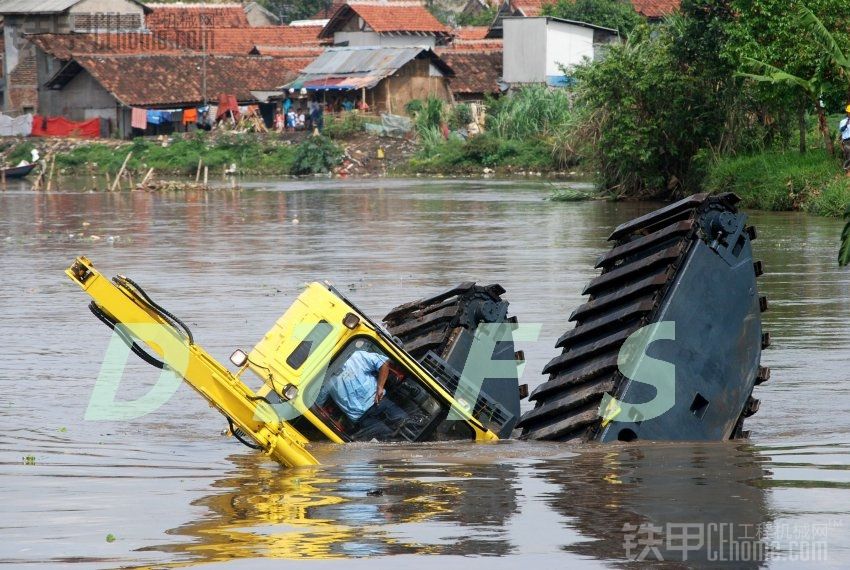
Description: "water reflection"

(540, 443), (772, 566)
(149, 445), (520, 564)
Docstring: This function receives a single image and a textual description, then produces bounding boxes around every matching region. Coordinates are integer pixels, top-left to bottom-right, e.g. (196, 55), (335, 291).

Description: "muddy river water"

(1, 178), (849, 568)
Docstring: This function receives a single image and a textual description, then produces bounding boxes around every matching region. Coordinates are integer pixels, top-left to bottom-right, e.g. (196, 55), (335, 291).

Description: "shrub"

(407, 97), (446, 135)
(487, 85), (573, 141)
(543, 0), (643, 36)
(324, 111), (370, 139)
(290, 135), (343, 175)
(7, 141), (36, 164)
(449, 104), (473, 130)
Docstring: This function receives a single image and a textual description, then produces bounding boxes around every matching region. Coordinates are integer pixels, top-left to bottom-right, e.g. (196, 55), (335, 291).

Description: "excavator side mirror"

(230, 349), (248, 367)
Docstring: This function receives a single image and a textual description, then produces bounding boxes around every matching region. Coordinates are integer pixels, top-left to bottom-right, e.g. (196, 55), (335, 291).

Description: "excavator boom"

(66, 256), (318, 467)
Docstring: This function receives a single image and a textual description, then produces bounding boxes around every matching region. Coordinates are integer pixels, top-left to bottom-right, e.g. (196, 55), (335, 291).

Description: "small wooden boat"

(2, 163), (37, 179)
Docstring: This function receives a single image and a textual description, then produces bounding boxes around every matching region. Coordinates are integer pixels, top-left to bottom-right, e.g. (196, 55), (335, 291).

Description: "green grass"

(703, 150), (849, 216)
(51, 132), (342, 176)
(547, 187), (596, 202)
(402, 134), (557, 175)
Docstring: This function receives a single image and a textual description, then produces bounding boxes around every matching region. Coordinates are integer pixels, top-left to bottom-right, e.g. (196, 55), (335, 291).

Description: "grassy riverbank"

(1, 132), (347, 178)
(703, 151), (850, 217)
(59, 133), (343, 176)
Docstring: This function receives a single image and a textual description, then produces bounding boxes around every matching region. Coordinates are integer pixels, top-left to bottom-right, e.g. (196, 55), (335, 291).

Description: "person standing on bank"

(839, 104), (850, 165)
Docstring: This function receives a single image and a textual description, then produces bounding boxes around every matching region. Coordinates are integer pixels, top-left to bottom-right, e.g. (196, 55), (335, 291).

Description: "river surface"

(1, 178), (849, 569)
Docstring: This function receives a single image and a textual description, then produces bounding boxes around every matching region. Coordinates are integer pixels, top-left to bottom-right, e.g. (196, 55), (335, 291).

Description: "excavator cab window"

(307, 338), (446, 442)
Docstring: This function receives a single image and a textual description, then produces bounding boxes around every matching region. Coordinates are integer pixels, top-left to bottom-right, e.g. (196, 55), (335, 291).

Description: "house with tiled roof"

(440, 27), (503, 100)
(37, 51), (302, 136)
(0, 0), (150, 113)
(437, 48), (501, 101)
(319, 1), (450, 48)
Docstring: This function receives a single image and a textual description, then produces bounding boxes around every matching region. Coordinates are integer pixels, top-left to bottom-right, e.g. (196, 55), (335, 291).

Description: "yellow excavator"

(67, 256), (523, 468)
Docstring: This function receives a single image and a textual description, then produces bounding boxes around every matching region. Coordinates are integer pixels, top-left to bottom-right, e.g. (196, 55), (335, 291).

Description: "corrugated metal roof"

(0, 0), (149, 14)
(284, 46), (434, 91)
(302, 46), (422, 75)
(0, 0), (80, 14)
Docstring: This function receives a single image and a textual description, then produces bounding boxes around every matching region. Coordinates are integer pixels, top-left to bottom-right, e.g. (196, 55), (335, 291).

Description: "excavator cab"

(67, 257), (522, 467)
(238, 281), (517, 445)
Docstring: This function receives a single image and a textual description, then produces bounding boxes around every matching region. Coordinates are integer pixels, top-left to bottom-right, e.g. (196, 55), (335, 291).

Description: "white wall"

(545, 20), (594, 77)
(502, 18), (547, 84)
(503, 17), (601, 84)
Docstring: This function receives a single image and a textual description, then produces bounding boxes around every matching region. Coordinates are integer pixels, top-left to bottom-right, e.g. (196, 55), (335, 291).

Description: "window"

(286, 320), (332, 370)
(305, 338), (445, 442)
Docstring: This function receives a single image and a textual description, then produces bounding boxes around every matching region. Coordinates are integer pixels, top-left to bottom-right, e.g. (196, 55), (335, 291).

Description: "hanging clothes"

(182, 108), (197, 124)
(216, 94), (239, 121)
(131, 107), (147, 130)
(146, 110), (166, 125)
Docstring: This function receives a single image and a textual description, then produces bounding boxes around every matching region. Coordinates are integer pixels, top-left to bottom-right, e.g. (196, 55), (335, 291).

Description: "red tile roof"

(320, 2), (448, 37)
(146, 2), (250, 30)
(28, 26), (326, 58)
(453, 26), (489, 40)
(28, 32), (184, 59)
(184, 25), (326, 53)
(450, 38), (502, 50)
(437, 48), (501, 95)
(629, 0), (679, 18)
(510, 0), (545, 17)
(72, 54), (302, 106)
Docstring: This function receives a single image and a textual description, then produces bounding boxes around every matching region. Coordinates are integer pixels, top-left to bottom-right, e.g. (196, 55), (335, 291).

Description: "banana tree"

(737, 6), (850, 157)
(738, 59), (835, 156)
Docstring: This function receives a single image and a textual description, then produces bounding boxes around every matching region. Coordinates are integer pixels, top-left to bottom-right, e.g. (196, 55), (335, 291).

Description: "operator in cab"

(317, 349), (407, 440)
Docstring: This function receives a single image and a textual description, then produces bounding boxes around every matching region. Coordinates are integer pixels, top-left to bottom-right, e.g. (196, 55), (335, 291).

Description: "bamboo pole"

(111, 151), (133, 192)
(45, 155), (56, 192)
(140, 167), (154, 187)
(203, 165), (208, 186)
(195, 158), (203, 182)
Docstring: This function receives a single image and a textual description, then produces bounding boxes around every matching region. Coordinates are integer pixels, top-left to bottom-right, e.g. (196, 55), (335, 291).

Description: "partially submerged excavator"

(66, 193), (767, 467)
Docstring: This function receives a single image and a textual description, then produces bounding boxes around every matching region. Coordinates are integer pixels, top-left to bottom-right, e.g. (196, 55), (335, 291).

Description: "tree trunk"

(798, 104), (807, 154)
(816, 105), (835, 156)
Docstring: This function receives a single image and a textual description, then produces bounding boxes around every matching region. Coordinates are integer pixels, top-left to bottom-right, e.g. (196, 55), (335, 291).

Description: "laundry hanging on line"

(131, 107), (147, 130)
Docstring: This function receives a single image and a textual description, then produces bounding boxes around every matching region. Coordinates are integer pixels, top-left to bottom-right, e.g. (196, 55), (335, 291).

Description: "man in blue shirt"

(839, 105), (850, 162)
(318, 350), (407, 439)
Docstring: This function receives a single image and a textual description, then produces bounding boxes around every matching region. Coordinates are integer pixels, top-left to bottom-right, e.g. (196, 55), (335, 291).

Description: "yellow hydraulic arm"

(66, 256), (318, 468)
